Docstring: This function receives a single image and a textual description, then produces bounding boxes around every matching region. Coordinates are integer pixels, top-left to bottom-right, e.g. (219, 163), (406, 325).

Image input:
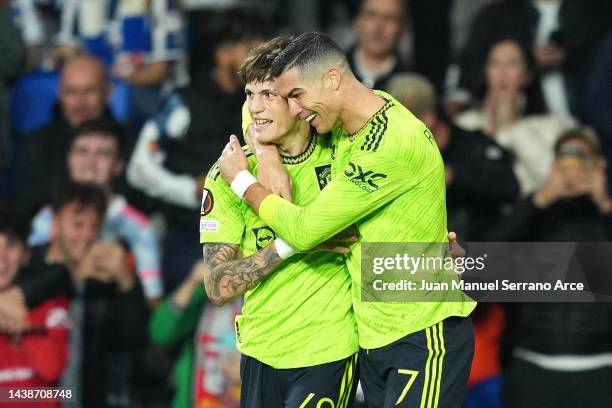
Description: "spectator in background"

(150, 261), (241, 408)
(585, 31), (612, 178)
(488, 128), (612, 408)
(347, 0), (409, 90)
(0, 0), (26, 187)
(388, 73), (518, 240)
(457, 0), (611, 121)
(56, 0), (188, 129)
(0, 206), (71, 408)
(454, 37), (573, 196)
(28, 183), (148, 408)
(128, 12), (262, 292)
(28, 119), (162, 304)
(13, 54), (115, 219)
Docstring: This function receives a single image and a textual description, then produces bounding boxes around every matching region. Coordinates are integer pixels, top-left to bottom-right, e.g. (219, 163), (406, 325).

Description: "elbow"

(289, 236), (318, 253)
(204, 285), (229, 307)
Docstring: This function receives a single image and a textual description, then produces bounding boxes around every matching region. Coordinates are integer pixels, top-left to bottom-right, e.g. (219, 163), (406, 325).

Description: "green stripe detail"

(434, 321), (446, 408)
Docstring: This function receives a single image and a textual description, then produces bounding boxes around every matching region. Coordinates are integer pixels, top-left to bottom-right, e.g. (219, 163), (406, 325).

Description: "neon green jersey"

(199, 134), (357, 368)
(258, 90), (476, 349)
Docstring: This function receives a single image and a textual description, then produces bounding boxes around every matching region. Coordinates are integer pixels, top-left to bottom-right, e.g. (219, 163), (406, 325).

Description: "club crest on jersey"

(344, 162), (387, 192)
(200, 188), (214, 215)
(253, 226), (276, 249)
(315, 164), (332, 190)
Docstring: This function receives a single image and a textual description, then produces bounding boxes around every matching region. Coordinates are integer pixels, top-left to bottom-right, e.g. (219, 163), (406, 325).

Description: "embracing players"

(218, 32), (476, 408)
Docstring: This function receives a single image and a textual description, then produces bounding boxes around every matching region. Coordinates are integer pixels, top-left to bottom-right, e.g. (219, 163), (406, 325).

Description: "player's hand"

(219, 135), (249, 184)
(311, 232), (359, 255)
(257, 155), (293, 202)
(448, 231), (465, 259)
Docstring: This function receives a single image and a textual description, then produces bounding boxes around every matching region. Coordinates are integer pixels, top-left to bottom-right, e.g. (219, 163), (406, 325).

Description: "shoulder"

(29, 297), (70, 329)
(366, 92), (434, 154)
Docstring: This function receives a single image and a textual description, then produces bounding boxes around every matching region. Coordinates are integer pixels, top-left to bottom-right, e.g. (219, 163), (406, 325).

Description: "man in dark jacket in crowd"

(489, 128), (612, 408)
(13, 54), (115, 219)
(347, 0), (410, 91)
(388, 73), (519, 240)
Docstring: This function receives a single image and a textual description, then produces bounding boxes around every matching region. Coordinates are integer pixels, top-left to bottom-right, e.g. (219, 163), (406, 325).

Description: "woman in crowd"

(454, 37), (574, 195)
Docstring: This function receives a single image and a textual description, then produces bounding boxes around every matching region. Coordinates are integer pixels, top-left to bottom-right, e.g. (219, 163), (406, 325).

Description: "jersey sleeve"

(259, 143), (430, 251)
(199, 164), (245, 245)
(242, 101), (252, 138)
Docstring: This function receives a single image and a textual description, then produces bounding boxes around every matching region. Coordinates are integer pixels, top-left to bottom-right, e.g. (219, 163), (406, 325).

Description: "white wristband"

(274, 237), (296, 259)
(231, 170), (257, 198)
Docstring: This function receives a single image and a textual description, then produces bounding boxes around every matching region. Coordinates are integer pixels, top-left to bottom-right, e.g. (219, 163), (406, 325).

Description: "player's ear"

(326, 68), (342, 91)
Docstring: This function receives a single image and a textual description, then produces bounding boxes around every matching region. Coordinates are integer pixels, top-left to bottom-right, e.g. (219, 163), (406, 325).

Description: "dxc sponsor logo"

(344, 162), (387, 192)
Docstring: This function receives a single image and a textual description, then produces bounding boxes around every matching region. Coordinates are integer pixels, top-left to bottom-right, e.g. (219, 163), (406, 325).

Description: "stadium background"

(1, 0), (611, 407)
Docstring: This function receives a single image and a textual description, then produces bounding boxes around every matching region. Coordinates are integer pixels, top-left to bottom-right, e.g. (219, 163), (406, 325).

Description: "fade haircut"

(238, 36), (292, 84)
(270, 32), (349, 78)
(51, 182), (107, 220)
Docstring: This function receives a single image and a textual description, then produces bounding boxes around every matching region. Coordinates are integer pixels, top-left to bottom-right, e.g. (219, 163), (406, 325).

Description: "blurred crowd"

(0, 0), (611, 407)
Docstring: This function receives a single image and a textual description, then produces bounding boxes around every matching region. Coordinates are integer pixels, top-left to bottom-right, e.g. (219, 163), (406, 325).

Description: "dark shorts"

(360, 316), (474, 408)
(240, 353), (359, 408)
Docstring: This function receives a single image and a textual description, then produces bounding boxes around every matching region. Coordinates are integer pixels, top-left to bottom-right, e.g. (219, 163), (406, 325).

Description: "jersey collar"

(280, 131), (318, 165)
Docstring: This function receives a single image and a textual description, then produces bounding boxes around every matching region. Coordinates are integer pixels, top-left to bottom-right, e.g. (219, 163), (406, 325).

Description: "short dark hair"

(51, 182), (107, 220)
(270, 32), (348, 78)
(554, 127), (602, 156)
(0, 203), (29, 245)
(70, 118), (126, 159)
(239, 36), (292, 84)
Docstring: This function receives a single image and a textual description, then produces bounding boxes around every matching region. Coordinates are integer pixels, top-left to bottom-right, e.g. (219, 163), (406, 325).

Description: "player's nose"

(249, 97), (265, 115)
(287, 98), (303, 118)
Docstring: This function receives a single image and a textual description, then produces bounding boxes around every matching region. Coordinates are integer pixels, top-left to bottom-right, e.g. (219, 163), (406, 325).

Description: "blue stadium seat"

(10, 69), (131, 134)
(10, 70), (59, 134)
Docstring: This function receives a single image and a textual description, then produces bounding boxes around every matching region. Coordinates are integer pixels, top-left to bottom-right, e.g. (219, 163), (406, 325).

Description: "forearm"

(171, 279), (200, 309)
(203, 243), (283, 306)
(243, 182), (274, 212)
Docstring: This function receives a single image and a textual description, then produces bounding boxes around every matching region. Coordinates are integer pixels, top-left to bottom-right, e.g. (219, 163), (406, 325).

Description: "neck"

(214, 67), (239, 94)
(356, 47), (395, 75)
(339, 78), (387, 134)
(277, 121), (312, 156)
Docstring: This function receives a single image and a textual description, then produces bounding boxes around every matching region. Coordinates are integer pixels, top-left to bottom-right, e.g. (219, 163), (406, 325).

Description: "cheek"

(7, 249), (22, 268)
(486, 66), (498, 83)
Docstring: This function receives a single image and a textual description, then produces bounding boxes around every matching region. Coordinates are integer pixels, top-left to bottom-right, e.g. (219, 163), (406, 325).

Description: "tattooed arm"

(202, 243), (284, 306)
